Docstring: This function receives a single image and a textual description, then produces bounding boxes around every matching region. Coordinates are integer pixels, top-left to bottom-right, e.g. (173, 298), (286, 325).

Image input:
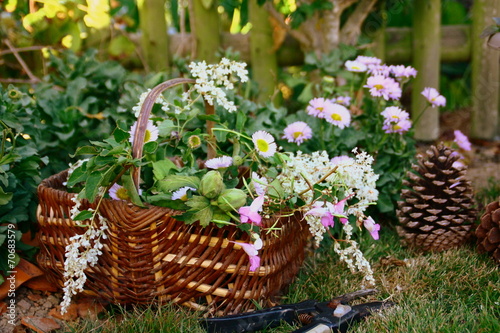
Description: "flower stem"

(204, 99), (217, 160)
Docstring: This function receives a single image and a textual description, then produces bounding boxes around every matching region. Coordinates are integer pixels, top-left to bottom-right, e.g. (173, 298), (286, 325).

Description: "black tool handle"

(201, 300), (317, 333)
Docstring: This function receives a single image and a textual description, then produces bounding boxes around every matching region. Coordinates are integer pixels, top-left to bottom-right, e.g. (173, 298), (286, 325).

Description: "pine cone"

(396, 144), (477, 252)
(476, 200), (500, 265)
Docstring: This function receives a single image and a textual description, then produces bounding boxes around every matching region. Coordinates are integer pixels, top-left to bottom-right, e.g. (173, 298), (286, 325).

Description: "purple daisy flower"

(306, 97), (330, 118)
(421, 87), (446, 107)
(323, 103), (351, 129)
(282, 121), (313, 145)
(454, 130), (472, 151)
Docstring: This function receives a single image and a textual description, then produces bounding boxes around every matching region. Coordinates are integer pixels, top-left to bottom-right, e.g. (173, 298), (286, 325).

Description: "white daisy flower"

(252, 130), (277, 158)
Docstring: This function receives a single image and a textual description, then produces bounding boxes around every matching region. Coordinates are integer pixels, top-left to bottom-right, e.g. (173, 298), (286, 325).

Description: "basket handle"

(131, 77), (195, 188)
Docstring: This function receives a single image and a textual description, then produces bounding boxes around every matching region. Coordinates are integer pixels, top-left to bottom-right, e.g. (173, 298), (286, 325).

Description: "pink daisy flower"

(381, 106), (410, 122)
(251, 172), (268, 196)
(364, 75), (402, 101)
(331, 95), (351, 106)
(382, 119), (412, 134)
(204, 156), (233, 169)
(252, 131), (277, 158)
(390, 65), (417, 78)
(454, 130), (472, 151)
(282, 121), (313, 145)
(323, 103), (351, 129)
(367, 64), (392, 77)
(421, 87), (446, 107)
(306, 98), (330, 118)
(109, 183), (129, 201)
(355, 56), (382, 66)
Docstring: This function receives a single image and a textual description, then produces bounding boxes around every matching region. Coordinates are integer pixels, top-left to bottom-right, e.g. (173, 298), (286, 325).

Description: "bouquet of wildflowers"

(61, 58), (383, 313)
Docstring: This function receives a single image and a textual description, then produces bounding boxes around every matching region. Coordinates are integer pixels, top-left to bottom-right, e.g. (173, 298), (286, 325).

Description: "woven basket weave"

(36, 78), (310, 315)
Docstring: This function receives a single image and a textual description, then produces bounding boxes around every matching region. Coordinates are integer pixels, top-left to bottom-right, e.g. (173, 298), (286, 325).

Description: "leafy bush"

(0, 86), (43, 281)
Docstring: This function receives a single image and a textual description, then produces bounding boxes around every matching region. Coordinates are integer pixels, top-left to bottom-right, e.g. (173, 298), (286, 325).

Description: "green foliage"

(0, 86), (43, 275)
(32, 49), (153, 176)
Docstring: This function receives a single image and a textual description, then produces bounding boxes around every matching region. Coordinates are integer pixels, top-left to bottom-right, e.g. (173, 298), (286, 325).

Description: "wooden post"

(190, 0), (221, 63)
(137, 0), (170, 72)
(411, 0), (441, 141)
(249, 0), (279, 104)
(471, 0), (500, 140)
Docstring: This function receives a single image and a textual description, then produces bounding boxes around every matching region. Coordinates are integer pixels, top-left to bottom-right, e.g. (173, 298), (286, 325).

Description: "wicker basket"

(36, 78), (310, 315)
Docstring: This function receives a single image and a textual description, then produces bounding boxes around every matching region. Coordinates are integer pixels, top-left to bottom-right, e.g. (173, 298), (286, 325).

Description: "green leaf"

(190, 205), (214, 226)
(122, 172), (144, 207)
(0, 187), (13, 206)
(297, 82), (314, 104)
(0, 234), (6, 247)
(267, 178), (285, 199)
(146, 193), (188, 210)
(73, 210), (94, 221)
(157, 119), (176, 137)
(157, 175), (200, 193)
(113, 127), (130, 143)
(67, 166), (87, 187)
(377, 191), (394, 213)
(84, 171), (103, 202)
(152, 159), (178, 181)
(185, 195), (210, 210)
(143, 141), (158, 154)
(197, 114), (220, 122)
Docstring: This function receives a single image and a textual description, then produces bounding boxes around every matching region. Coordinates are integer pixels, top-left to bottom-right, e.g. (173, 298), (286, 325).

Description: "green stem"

(204, 99), (217, 160)
(413, 105), (430, 126)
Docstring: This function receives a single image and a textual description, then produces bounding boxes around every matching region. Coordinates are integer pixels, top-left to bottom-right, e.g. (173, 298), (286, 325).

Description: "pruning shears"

(200, 289), (394, 333)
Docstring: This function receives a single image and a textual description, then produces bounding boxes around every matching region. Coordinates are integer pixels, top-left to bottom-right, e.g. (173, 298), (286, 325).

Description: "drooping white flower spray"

(61, 194), (109, 314)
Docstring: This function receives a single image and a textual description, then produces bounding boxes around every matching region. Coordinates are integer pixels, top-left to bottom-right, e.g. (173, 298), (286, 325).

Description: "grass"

(65, 224), (500, 333)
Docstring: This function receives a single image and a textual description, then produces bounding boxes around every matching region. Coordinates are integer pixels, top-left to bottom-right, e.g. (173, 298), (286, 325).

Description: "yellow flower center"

(257, 139), (269, 152)
(144, 129), (152, 142)
(374, 84), (384, 90)
(293, 131), (302, 139)
(316, 107), (324, 112)
(180, 193), (188, 201)
(116, 187), (129, 200)
(393, 124), (401, 131)
(331, 113), (342, 121)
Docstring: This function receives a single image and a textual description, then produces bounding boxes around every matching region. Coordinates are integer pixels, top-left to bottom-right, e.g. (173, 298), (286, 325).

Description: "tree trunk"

(137, 0), (170, 72)
(249, 0), (279, 104)
(471, 0), (500, 140)
(411, 0), (441, 141)
(190, 0), (221, 63)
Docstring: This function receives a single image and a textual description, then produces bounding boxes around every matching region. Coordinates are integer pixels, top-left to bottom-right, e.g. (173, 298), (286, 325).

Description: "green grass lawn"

(68, 224), (500, 333)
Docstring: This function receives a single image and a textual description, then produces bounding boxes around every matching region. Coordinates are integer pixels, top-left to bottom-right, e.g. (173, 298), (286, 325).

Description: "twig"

(298, 166), (338, 197)
(0, 45), (49, 56)
(0, 78), (40, 84)
(3, 39), (41, 83)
